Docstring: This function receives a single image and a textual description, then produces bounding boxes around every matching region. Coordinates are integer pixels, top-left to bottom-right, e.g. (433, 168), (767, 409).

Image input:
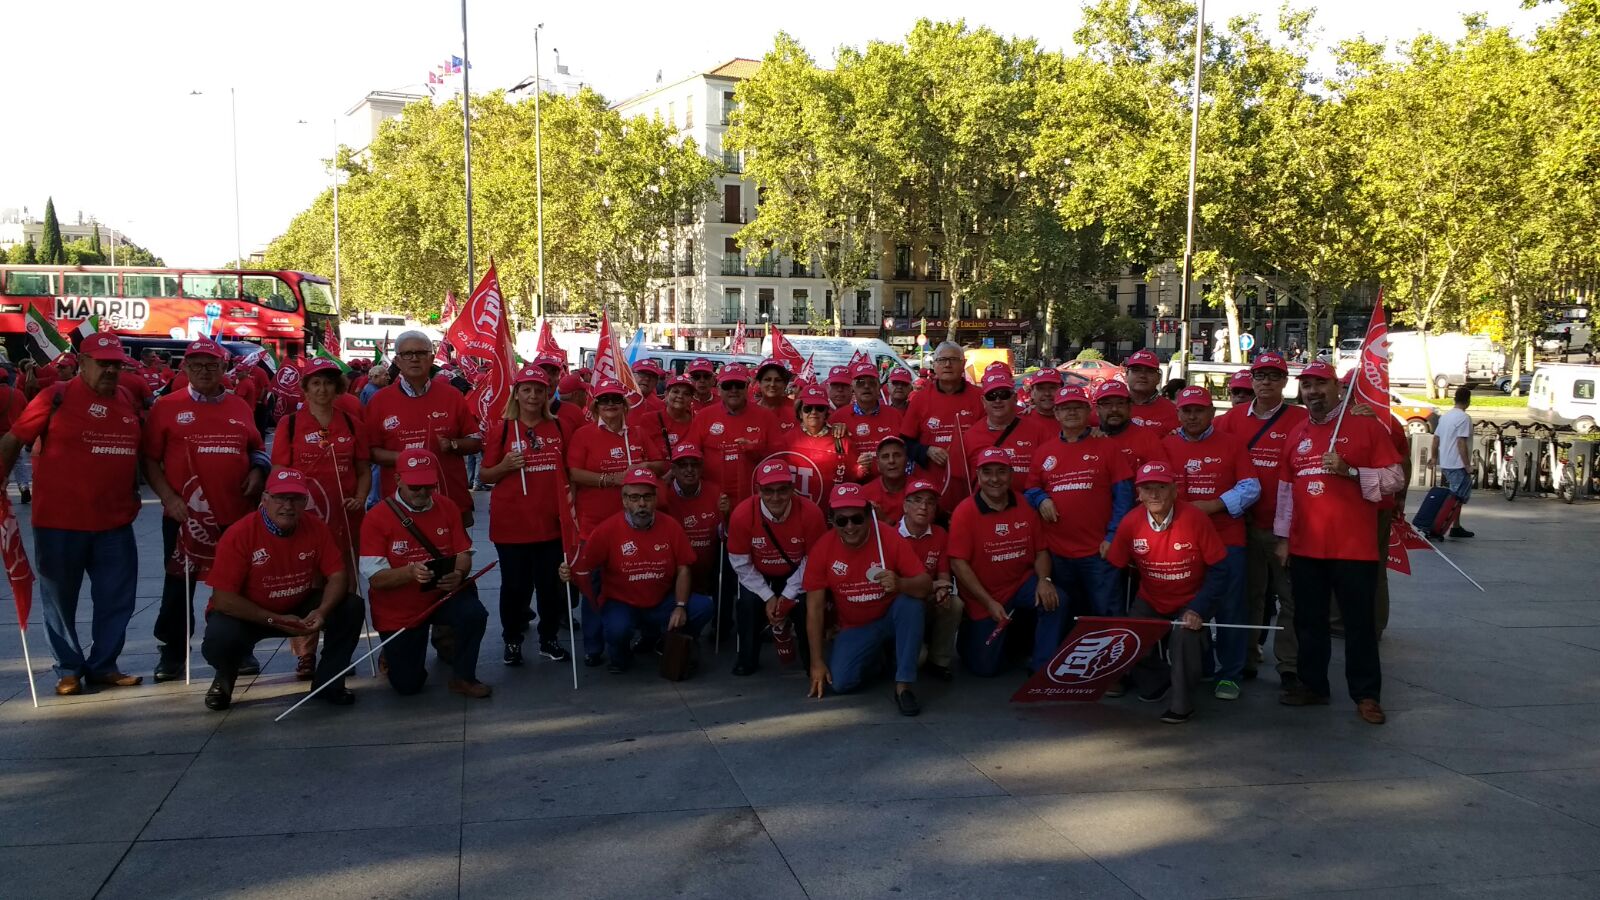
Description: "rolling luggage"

(1412, 486), (1462, 538)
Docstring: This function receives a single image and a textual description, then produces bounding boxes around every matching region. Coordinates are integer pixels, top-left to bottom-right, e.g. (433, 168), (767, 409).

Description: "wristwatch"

(447, 438), (458, 453)
(1347, 466), (1361, 480)
(266, 616), (276, 626)
(675, 602), (688, 609)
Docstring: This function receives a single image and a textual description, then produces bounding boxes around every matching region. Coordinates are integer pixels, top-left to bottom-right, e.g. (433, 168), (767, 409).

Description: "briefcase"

(658, 632), (698, 681)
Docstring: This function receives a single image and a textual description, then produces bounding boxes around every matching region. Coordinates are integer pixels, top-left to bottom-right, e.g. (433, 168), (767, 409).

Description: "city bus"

(0, 264), (339, 361)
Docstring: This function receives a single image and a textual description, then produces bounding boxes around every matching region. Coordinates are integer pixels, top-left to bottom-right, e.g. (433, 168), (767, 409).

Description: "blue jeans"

(601, 593), (713, 668)
(1051, 553), (1121, 618)
(378, 586), (488, 692)
(830, 594), (925, 692)
(465, 452), (482, 485)
(34, 525), (138, 679)
(959, 573), (1066, 676)
(366, 463), (382, 510)
(1212, 545), (1249, 682)
(1442, 467), (1472, 503)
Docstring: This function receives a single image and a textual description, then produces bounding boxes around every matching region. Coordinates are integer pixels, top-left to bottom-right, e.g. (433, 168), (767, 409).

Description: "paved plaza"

(3, 490), (1600, 900)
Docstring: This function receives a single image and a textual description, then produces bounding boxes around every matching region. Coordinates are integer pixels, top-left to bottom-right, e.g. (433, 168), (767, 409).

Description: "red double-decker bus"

(0, 264), (339, 359)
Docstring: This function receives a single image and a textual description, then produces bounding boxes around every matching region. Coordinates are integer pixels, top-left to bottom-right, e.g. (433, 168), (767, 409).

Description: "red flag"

(272, 359), (304, 418)
(593, 313), (640, 396)
(1395, 517), (1431, 551)
(1352, 296), (1390, 421)
(0, 496), (33, 628)
(442, 290), (460, 326)
(729, 320), (747, 356)
(798, 353), (816, 384)
(849, 349), (870, 367)
(769, 324), (805, 372)
(1387, 520), (1412, 575)
(535, 318), (565, 362)
(1011, 616), (1174, 703)
(446, 266), (515, 434)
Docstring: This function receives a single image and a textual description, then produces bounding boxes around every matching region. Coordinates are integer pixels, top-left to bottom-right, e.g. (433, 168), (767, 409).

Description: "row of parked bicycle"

(1469, 421), (1600, 503)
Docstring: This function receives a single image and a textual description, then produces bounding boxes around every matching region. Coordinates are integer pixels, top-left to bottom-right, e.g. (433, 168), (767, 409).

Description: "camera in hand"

(421, 557), (455, 590)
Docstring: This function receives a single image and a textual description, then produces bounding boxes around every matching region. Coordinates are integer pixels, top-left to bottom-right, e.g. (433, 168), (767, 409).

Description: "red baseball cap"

(264, 467), (311, 496)
(574, 366), (593, 381)
(687, 358), (715, 376)
(184, 338), (226, 359)
(830, 482), (869, 509)
(1094, 380), (1132, 402)
(1175, 385), (1213, 408)
(849, 361), (879, 381)
(1228, 370), (1255, 391)
(1029, 368), (1063, 387)
(876, 434), (907, 452)
(1251, 351), (1288, 373)
(632, 359), (665, 377)
(1125, 348), (1161, 369)
(557, 374), (585, 395)
(80, 332), (126, 362)
(887, 369), (913, 385)
(1054, 385), (1091, 406)
(1297, 361), (1338, 381)
(905, 478), (940, 498)
(980, 371), (1014, 395)
(755, 459), (795, 486)
(591, 379), (627, 400)
(670, 442), (703, 461)
(621, 467), (659, 489)
(513, 364), (550, 387)
(718, 363), (752, 385)
(826, 366), (852, 386)
(302, 357), (344, 381)
(1136, 460), (1176, 485)
(798, 385), (830, 406)
(756, 358), (791, 379)
(665, 374), (693, 392)
(974, 447), (1013, 469)
(534, 352), (565, 371)
(396, 448), (441, 486)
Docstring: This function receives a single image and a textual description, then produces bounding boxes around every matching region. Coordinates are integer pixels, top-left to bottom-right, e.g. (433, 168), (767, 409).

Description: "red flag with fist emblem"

(1352, 297), (1390, 422)
(1012, 616), (1174, 702)
(445, 265), (515, 434)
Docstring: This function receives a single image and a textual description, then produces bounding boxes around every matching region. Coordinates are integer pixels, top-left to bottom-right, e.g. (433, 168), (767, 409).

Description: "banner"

(535, 317), (564, 362)
(769, 323), (805, 373)
(593, 313), (640, 397)
(271, 358), (304, 417)
(1351, 296), (1390, 422)
(1388, 517), (1432, 574)
(798, 353), (816, 384)
(729, 320), (747, 356)
(1011, 616), (1173, 703)
(24, 305), (69, 361)
(0, 496), (33, 629)
(446, 266), (516, 434)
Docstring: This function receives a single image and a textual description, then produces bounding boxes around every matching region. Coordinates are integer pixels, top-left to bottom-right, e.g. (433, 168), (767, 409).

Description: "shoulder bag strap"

(383, 497), (447, 559)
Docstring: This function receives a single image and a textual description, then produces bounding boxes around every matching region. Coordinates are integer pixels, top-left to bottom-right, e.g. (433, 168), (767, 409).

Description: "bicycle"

(1484, 421), (1521, 501)
(1530, 424), (1580, 504)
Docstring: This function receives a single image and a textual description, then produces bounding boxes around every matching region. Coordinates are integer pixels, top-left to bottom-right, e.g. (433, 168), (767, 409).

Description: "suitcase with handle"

(1411, 486), (1462, 538)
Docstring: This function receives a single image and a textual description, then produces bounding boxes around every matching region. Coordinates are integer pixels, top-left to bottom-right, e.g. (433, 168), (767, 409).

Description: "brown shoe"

(448, 678), (492, 699)
(55, 675), (83, 696)
(295, 653), (316, 681)
(89, 672), (144, 688)
(1357, 698), (1387, 725)
(1279, 686), (1331, 707)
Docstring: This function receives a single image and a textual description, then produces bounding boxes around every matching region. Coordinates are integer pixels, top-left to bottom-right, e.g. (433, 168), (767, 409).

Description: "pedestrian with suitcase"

(1424, 387), (1474, 539)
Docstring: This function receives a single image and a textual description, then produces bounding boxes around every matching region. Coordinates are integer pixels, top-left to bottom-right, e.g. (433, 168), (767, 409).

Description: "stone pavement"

(3, 490), (1600, 900)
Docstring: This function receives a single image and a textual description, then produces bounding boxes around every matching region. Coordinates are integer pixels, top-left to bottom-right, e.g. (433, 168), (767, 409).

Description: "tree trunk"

(1219, 268), (1243, 364)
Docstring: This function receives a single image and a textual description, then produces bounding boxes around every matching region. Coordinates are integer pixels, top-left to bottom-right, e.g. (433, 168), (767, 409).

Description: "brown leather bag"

(658, 631), (698, 681)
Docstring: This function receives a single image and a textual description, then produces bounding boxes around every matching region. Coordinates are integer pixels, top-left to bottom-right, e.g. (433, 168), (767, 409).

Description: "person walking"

(1430, 386), (1475, 538)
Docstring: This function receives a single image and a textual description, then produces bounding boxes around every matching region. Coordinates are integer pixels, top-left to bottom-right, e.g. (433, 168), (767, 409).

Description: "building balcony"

(675, 259), (696, 276)
(722, 151), (742, 174)
(892, 268), (912, 280)
(853, 310), (875, 326)
(721, 308), (743, 324)
(720, 258), (746, 276)
(790, 262), (811, 278)
(789, 307), (811, 325)
(750, 260), (781, 277)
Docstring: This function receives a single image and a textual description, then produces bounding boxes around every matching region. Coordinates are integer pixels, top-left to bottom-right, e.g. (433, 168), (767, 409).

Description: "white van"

(1386, 331), (1502, 391)
(760, 335), (916, 381)
(1528, 363), (1600, 433)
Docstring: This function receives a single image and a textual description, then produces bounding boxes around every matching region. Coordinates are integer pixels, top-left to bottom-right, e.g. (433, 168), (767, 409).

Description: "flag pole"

(532, 22), (547, 321)
(1411, 532), (1486, 592)
(328, 442), (379, 675)
(184, 561), (193, 686)
(17, 625), (38, 708)
(459, 0), (476, 288)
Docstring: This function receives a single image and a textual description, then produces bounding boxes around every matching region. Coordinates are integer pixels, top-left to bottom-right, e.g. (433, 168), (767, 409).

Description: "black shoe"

(538, 641), (570, 662)
(1103, 679), (1129, 699)
(204, 676), (233, 711)
(895, 687), (922, 717)
(1242, 667), (1258, 681)
(1449, 526), (1475, 538)
(503, 642), (524, 666)
(923, 662), (954, 682)
(238, 654), (261, 677)
(153, 653), (184, 683)
(18, 487), (29, 504)
(1138, 682), (1171, 703)
(1280, 670), (1301, 690)
(320, 686), (356, 706)
(606, 660), (630, 674)
(584, 653), (605, 668)
(1159, 709), (1192, 725)
(731, 660), (758, 676)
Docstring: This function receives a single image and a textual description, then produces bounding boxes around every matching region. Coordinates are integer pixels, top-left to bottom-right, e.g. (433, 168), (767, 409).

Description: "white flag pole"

(17, 625), (38, 708)
(1411, 532), (1486, 592)
(1174, 621), (1283, 631)
(329, 444), (379, 675)
(184, 561), (193, 686)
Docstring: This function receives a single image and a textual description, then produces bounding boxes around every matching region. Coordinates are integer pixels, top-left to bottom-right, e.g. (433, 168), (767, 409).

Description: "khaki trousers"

(1246, 524), (1296, 674)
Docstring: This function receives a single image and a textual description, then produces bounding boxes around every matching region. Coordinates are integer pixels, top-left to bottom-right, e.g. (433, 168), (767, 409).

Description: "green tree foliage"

(6, 240), (37, 264)
(39, 198), (63, 265)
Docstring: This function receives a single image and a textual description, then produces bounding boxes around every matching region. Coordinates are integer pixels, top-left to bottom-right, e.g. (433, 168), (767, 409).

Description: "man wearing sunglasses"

(686, 363), (778, 505)
(686, 359), (719, 411)
(1226, 370), (1255, 408)
(829, 361), (904, 482)
(726, 460), (827, 675)
(899, 341), (984, 515)
(957, 370), (1044, 495)
(804, 483), (932, 715)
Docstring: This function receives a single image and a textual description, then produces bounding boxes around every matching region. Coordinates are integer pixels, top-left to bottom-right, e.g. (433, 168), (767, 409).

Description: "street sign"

(1239, 333), (1255, 352)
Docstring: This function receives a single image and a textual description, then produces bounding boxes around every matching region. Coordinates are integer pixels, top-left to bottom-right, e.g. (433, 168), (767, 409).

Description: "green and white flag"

(72, 316), (100, 342)
(314, 345), (351, 375)
(24, 306), (70, 361)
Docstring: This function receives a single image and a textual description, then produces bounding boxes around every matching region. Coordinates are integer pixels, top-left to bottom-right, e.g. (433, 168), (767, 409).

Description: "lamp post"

(188, 89), (244, 269)
(1177, 0), (1207, 371)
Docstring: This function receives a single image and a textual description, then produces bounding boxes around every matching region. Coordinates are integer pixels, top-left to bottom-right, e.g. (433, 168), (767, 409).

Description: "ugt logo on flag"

(1011, 617), (1173, 703)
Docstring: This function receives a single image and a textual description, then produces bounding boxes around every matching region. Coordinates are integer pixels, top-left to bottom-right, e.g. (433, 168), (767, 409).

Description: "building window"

(1106, 285), (1118, 308)
(684, 95), (693, 128)
(721, 91), (736, 125)
(791, 288), (810, 324)
(855, 289), (872, 326)
(926, 290), (944, 317)
(1133, 283), (1148, 317)
(894, 245), (911, 279)
(824, 290), (834, 319)
(927, 247), (942, 281)
(668, 101), (676, 128)
(758, 287), (775, 320)
(722, 184), (741, 224)
(723, 287), (743, 324)
(667, 287), (676, 322)
(894, 290), (911, 317)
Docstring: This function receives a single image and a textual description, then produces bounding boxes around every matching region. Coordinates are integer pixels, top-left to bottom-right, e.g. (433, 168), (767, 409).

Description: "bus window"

(63, 273), (116, 297)
(300, 280), (337, 316)
(123, 274), (178, 298)
(4, 272), (56, 296)
(242, 275), (296, 312)
(183, 274), (239, 300)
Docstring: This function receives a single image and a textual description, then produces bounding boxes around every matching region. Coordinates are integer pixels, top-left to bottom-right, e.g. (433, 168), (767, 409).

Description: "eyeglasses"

(833, 513), (866, 527)
(801, 405), (829, 414)
(690, 373), (713, 380)
(264, 493), (308, 505)
(596, 396), (625, 405)
(396, 350), (430, 360)
(186, 362), (221, 372)
(985, 390), (1014, 402)
(903, 494), (937, 506)
(933, 356), (961, 365)
(1229, 389), (1255, 398)
(1252, 371), (1287, 382)
(719, 382), (747, 390)
(759, 484), (793, 496)
(621, 494), (654, 503)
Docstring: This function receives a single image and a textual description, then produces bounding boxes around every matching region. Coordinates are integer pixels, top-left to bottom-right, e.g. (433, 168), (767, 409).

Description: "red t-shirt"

(769, 430), (848, 508)
(861, 475), (924, 527)
(960, 415), (1046, 494)
(1279, 414), (1402, 561)
(270, 408), (371, 556)
(685, 402), (778, 502)
(828, 402), (905, 482)
(206, 512), (343, 614)
(145, 391), (264, 529)
(0, 384), (27, 435)
(1130, 395), (1180, 436)
(117, 370), (152, 410)
(1107, 502), (1227, 614)
(947, 493), (1042, 620)
(899, 382), (984, 512)
(659, 480), (725, 581)
(1161, 429), (1256, 547)
(900, 524), (950, 579)
(725, 495), (827, 578)
(802, 524), (925, 629)
(363, 382), (479, 514)
(691, 394), (718, 412)
(9, 379), (142, 531)
(754, 397), (797, 436)
(1103, 424), (1171, 474)
(1216, 402), (1311, 530)
(565, 422), (667, 533)
(555, 399), (591, 435)
(481, 417), (570, 545)
(361, 495), (470, 632)
(1026, 433), (1133, 558)
(627, 406), (697, 454)
(571, 512), (695, 608)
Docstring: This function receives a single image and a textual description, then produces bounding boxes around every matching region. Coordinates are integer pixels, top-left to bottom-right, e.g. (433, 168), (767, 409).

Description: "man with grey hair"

(899, 341), (984, 515)
(362, 330), (483, 527)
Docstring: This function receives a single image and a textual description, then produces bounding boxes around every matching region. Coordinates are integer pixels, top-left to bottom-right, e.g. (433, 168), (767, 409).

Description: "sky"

(2, 0), (1557, 272)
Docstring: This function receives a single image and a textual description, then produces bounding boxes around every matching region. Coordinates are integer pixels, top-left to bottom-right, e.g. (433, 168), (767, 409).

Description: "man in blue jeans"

(0, 333), (144, 695)
(804, 483), (932, 716)
(1430, 386), (1475, 538)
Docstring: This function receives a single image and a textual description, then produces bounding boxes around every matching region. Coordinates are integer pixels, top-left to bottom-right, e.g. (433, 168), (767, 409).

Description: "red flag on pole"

(849, 349), (870, 367)
(729, 320), (747, 356)
(441, 290), (460, 326)
(798, 353), (817, 384)
(769, 323), (805, 372)
(1386, 519), (1412, 574)
(1352, 296), (1391, 421)
(593, 313), (640, 396)
(1011, 616), (1174, 702)
(535, 317), (565, 362)
(271, 360), (304, 418)
(446, 264), (516, 434)
(0, 496), (33, 628)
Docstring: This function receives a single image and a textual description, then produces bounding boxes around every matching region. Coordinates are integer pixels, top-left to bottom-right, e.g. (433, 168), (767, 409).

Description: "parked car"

(1493, 372), (1533, 394)
(1390, 393), (1439, 435)
(1058, 357), (1124, 384)
(1528, 363), (1600, 433)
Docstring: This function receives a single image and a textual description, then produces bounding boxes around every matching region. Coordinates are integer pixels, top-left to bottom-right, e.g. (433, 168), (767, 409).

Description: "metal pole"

(231, 87), (243, 270)
(332, 118), (342, 310)
(1178, 0), (1206, 370)
(109, 227), (116, 267)
(533, 23), (547, 319)
(460, 0), (477, 287)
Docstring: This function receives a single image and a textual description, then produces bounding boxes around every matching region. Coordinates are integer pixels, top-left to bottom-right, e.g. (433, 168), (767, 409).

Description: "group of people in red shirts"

(0, 328), (1405, 726)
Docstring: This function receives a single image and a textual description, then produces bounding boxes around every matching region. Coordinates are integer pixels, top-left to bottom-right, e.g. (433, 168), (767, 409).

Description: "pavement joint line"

(460, 801), (762, 829)
(91, 820), (466, 847)
(1006, 771), (1481, 800)
(1011, 790), (1149, 900)
(1222, 867), (1600, 899)
(1461, 770), (1600, 833)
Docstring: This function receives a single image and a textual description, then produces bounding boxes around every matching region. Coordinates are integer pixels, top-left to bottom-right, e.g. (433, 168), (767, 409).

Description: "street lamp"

(189, 88), (243, 269)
